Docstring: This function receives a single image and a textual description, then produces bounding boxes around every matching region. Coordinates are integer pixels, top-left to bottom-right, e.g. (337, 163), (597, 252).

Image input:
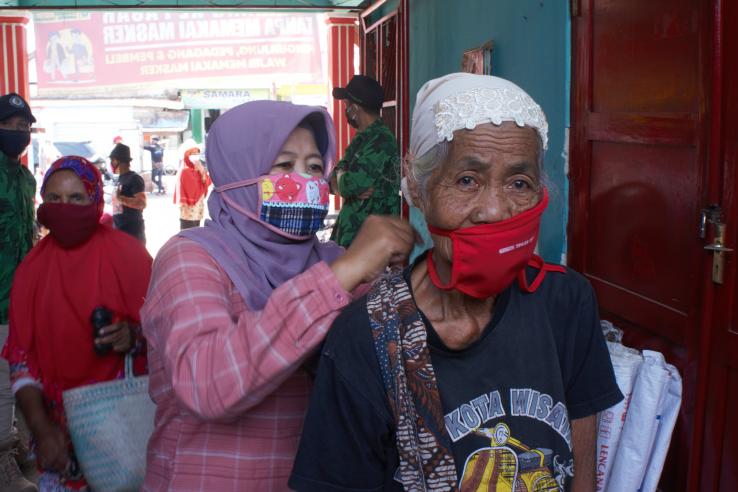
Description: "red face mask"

(37, 202), (101, 249)
(426, 189), (549, 298)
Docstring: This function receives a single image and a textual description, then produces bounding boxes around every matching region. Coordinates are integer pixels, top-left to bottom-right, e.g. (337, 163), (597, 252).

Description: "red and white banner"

(33, 11), (322, 91)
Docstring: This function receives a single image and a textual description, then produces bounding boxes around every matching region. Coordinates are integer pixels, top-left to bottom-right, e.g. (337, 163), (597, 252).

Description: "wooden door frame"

(358, 0), (410, 156)
(568, 1), (723, 490)
(690, 1), (724, 488)
(697, 1), (738, 488)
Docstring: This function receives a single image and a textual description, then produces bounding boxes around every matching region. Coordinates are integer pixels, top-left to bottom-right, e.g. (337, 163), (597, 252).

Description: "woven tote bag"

(62, 355), (155, 491)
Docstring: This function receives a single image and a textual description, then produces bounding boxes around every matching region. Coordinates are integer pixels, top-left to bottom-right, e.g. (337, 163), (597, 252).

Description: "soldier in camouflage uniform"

(0, 92), (38, 491)
(330, 75), (400, 248)
(0, 93), (36, 326)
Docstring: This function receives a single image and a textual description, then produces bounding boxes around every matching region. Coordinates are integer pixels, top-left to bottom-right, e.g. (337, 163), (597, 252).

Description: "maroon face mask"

(37, 202), (100, 249)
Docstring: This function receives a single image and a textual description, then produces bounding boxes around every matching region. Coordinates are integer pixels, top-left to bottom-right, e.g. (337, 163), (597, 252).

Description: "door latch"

(700, 205), (733, 284)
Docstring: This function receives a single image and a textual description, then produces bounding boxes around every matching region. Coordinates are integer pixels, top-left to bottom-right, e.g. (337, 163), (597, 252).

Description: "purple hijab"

(180, 100), (343, 310)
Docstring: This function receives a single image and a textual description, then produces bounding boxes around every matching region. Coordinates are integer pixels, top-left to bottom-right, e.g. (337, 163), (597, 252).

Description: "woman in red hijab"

(2, 156), (152, 491)
(174, 142), (211, 230)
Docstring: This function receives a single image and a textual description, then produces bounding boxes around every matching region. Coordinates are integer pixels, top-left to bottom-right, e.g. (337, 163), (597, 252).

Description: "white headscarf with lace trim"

(408, 73), (548, 160)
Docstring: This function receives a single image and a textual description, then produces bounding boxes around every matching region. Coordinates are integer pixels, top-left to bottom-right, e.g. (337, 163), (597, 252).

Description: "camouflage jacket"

(0, 151), (36, 324)
(330, 119), (400, 248)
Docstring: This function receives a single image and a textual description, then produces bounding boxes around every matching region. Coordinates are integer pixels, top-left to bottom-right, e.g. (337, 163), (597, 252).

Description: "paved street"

(143, 174), (185, 258)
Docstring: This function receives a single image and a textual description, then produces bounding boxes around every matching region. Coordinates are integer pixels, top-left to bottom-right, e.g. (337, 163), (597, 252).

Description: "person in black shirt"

(290, 74), (623, 491)
(144, 136), (165, 194)
(109, 143), (146, 244)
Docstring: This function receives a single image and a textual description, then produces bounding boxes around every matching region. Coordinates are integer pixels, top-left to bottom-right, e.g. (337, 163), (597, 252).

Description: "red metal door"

(569, 0), (724, 490)
(698, 1), (738, 489)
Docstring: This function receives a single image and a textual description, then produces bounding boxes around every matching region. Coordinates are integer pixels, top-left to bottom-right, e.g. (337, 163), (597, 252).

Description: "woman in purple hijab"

(140, 101), (414, 491)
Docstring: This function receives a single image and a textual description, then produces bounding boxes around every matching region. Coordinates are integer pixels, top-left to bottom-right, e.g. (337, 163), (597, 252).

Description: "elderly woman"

(141, 101), (415, 491)
(290, 74), (623, 491)
(2, 156), (152, 491)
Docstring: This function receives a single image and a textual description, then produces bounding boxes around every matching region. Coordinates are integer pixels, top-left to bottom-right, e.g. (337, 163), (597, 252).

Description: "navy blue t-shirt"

(289, 265), (623, 491)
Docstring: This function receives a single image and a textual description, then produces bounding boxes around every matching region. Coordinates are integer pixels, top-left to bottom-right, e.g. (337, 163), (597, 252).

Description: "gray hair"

(407, 140), (450, 201)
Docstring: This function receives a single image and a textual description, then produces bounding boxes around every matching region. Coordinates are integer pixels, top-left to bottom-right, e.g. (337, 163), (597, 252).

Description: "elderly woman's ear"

(401, 158), (423, 210)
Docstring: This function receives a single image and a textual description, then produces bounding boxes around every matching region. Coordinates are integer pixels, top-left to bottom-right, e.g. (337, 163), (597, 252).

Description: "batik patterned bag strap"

(367, 268), (458, 492)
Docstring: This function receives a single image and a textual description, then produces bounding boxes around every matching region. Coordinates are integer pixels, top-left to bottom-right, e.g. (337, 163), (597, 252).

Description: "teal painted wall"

(408, 0), (569, 264)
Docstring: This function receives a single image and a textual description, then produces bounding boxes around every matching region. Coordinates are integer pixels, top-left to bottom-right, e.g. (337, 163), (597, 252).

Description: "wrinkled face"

(0, 114), (31, 132)
(420, 122), (543, 265)
(43, 169), (92, 206)
(270, 127), (325, 177)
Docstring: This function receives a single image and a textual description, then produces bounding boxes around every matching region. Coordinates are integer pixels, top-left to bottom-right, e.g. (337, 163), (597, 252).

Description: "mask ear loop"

(518, 255), (567, 293)
(426, 235), (460, 291)
(215, 175), (317, 242)
(214, 175), (264, 224)
(214, 176), (262, 193)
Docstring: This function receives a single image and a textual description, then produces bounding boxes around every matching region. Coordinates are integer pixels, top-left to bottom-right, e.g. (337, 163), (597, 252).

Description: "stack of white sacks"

(596, 321), (682, 492)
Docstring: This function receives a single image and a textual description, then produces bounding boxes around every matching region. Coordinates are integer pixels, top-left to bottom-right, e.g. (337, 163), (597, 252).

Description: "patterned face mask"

(216, 172), (330, 240)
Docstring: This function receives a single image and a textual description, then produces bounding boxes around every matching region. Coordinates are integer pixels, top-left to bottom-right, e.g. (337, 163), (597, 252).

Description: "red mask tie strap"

(427, 249), (456, 290)
(518, 254), (567, 293)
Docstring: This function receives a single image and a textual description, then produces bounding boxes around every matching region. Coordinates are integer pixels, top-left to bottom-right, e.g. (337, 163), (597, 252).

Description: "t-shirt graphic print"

(447, 388), (574, 491)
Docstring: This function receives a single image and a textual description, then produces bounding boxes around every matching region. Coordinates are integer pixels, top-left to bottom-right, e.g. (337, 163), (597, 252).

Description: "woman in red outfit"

(2, 156), (152, 491)
(174, 141), (211, 230)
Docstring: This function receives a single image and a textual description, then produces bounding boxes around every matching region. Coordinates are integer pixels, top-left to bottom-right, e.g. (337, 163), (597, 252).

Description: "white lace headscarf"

(403, 73), (548, 205)
(410, 72), (547, 156)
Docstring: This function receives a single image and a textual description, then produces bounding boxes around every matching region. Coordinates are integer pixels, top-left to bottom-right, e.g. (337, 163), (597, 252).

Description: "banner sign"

(33, 11), (322, 91)
(181, 88), (271, 108)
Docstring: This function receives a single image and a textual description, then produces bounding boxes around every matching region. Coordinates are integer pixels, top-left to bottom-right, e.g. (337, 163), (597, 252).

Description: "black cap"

(109, 143), (132, 162)
(0, 93), (36, 124)
(332, 75), (384, 112)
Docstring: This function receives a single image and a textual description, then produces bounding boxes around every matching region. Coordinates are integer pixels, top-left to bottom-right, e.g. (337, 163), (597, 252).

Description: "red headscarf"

(2, 157), (152, 408)
(175, 147), (211, 206)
